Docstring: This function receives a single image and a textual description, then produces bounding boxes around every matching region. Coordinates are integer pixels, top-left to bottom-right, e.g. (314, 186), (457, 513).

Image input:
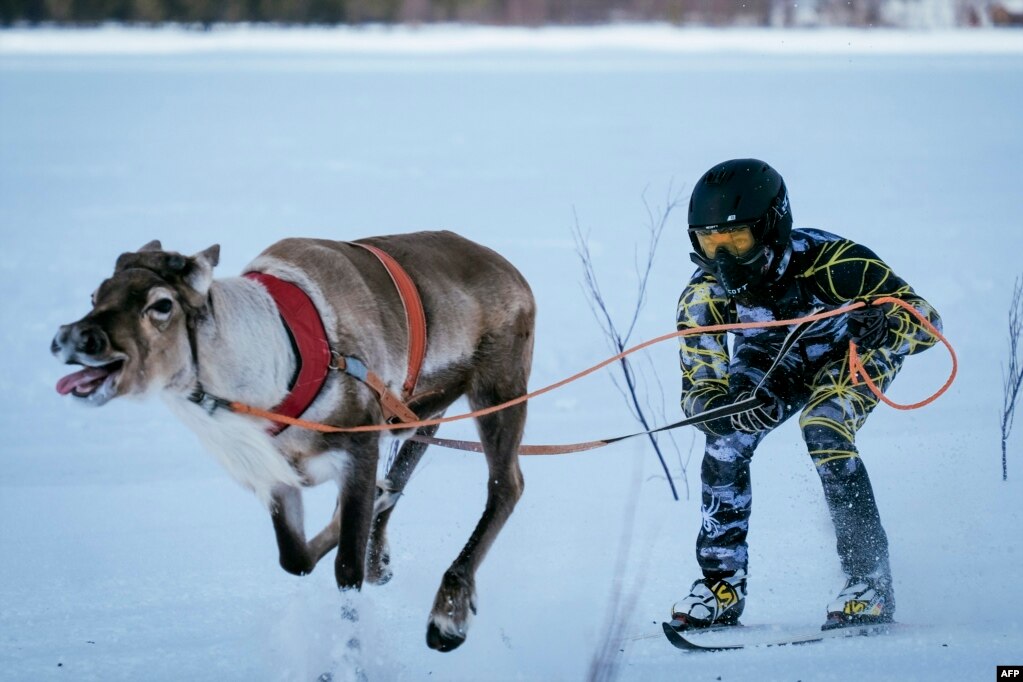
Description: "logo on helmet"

(774, 193), (790, 218)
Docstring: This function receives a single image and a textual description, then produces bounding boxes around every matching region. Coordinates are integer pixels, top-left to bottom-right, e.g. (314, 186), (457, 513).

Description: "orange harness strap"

(229, 298), (957, 447)
(352, 242), (428, 402)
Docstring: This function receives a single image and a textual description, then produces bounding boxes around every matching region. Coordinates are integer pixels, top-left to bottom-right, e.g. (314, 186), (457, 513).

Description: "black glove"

(729, 390), (784, 434)
(847, 304), (892, 351)
(692, 394), (737, 437)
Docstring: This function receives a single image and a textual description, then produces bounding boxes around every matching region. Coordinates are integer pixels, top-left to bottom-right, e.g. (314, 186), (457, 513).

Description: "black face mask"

(690, 247), (769, 298)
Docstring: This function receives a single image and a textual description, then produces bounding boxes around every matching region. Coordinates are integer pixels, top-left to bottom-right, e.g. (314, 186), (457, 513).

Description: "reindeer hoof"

(278, 554), (314, 577)
(366, 563), (393, 586)
(365, 544), (392, 585)
(426, 571), (475, 651)
(426, 621), (466, 652)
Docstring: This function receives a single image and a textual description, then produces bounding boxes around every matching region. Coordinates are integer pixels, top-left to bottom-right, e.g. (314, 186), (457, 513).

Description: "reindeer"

(50, 231), (535, 652)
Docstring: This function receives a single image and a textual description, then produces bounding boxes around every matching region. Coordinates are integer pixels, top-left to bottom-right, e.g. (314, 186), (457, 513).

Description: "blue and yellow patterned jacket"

(675, 228), (942, 420)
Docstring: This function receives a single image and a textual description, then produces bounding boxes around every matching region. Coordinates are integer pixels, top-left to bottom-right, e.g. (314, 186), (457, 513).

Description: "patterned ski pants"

(697, 340), (903, 581)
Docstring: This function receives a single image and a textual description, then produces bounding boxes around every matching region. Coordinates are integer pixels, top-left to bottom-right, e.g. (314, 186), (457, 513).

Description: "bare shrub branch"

(1002, 276), (1023, 481)
(571, 184), (686, 500)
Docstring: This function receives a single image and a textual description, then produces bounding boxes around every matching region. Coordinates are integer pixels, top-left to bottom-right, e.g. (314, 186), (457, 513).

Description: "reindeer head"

(51, 241), (220, 406)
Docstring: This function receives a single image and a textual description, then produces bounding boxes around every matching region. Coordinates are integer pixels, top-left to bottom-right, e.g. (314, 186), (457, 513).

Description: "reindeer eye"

(149, 299), (173, 315)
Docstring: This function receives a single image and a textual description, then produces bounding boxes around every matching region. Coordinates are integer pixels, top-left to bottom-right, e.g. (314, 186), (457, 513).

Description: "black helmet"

(688, 159), (792, 296)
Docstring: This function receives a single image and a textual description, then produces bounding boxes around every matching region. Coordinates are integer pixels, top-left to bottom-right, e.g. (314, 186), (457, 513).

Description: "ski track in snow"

(1, 25), (1022, 682)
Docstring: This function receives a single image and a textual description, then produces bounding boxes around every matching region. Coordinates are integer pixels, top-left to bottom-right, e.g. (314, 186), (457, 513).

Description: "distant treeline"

(2, 0), (1020, 27)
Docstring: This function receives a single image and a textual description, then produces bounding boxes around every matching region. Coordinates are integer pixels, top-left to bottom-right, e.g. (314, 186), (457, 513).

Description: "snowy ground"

(2, 25), (1022, 682)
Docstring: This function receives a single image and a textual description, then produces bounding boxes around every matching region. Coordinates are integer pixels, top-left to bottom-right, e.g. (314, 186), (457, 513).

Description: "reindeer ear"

(139, 240), (163, 252)
(198, 244), (220, 268)
(183, 244), (220, 301)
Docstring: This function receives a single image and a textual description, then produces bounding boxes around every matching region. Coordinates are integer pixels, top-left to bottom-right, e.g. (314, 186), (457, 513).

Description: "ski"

(661, 620), (898, 651)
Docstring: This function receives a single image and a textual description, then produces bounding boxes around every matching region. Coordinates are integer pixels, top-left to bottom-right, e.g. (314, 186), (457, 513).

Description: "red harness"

(243, 242), (427, 435)
(244, 272), (332, 435)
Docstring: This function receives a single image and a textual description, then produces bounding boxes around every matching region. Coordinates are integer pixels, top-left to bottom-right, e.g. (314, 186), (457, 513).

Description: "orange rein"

(848, 296), (957, 410)
(229, 297), (956, 438)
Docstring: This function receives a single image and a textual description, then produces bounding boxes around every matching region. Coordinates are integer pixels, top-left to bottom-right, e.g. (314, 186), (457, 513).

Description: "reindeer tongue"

(56, 366), (113, 396)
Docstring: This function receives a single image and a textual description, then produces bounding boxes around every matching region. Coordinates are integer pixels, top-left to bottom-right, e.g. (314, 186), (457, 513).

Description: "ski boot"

(668, 570), (747, 631)
(822, 574), (894, 630)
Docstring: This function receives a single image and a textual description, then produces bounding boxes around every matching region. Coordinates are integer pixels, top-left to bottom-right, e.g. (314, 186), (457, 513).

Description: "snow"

(3, 24), (1023, 56)
(2, 24), (1022, 682)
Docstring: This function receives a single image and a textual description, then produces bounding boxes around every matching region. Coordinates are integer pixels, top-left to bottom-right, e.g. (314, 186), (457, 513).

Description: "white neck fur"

(165, 275), (304, 506)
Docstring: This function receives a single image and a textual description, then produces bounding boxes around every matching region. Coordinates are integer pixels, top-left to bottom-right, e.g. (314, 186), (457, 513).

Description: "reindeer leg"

(366, 422), (441, 585)
(426, 400), (525, 651)
(330, 432), (381, 592)
(270, 485), (316, 576)
(426, 349), (530, 652)
(307, 501), (341, 565)
(272, 487), (352, 574)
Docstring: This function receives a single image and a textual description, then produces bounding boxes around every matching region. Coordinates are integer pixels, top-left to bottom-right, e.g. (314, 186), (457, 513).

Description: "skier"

(671, 159), (942, 631)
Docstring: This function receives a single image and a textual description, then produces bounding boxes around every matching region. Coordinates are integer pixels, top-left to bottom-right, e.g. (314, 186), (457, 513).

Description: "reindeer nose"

(76, 326), (108, 356)
(52, 323), (110, 361)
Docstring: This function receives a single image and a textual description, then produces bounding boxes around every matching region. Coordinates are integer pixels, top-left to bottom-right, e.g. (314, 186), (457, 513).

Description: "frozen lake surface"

(1, 25), (1022, 681)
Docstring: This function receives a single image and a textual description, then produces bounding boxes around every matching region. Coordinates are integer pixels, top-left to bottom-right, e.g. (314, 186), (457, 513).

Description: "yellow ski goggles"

(692, 225), (757, 258)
